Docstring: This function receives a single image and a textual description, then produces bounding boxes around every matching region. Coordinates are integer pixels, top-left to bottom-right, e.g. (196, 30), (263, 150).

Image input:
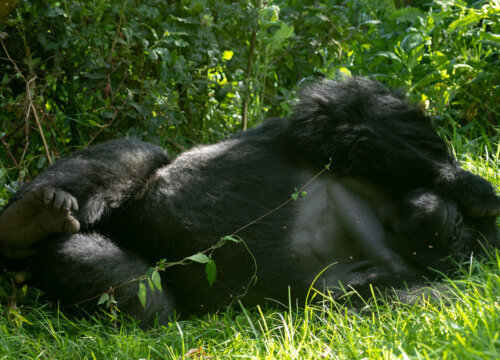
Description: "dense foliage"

(0, 1), (499, 358)
(0, 0), (499, 203)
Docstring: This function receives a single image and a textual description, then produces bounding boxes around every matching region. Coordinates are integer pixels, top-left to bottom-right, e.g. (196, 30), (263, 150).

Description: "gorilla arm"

(291, 175), (415, 282)
(329, 180), (415, 275)
(0, 139), (170, 259)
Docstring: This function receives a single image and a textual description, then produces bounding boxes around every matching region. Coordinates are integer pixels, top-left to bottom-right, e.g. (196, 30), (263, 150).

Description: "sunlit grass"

(0, 250), (499, 359)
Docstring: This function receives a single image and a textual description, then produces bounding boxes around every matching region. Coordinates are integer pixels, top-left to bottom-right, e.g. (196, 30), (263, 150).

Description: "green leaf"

(388, 7), (425, 23)
(448, 11), (480, 33)
(147, 278), (155, 292)
(375, 51), (401, 63)
(156, 258), (167, 268)
(275, 23), (294, 41)
(36, 156), (47, 169)
(146, 267), (155, 278)
(173, 39), (189, 47)
(432, 51), (450, 69)
(413, 70), (441, 89)
(151, 270), (162, 291)
(325, 158), (332, 171)
(206, 259), (217, 288)
(479, 31), (500, 46)
(222, 50), (233, 61)
(131, 103), (149, 116)
(338, 67), (351, 77)
(107, 294), (115, 309)
(406, 45), (424, 70)
(138, 282), (147, 308)
(83, 72), (107, 80)
(187, 253), (210, 264)
(221, 235), (241, 243)
(97, 293), (109, 306)
(0, 168), (5, 187)
(401, 33), (423, 54)
(267, 23), (294, 52)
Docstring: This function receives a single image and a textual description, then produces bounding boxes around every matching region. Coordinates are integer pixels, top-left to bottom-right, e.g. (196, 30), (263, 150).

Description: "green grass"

(0, 151), (499, 360)
(1, 254), (499, 359)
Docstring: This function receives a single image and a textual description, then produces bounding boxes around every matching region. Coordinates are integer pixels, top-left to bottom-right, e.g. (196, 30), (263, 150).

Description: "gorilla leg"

(12, 139), (169, 227)
(29, 232), (176, 327)
(0, 139), (169, 258)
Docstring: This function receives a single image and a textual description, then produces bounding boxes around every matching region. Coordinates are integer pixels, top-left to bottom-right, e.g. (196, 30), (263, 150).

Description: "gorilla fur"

(0, 78), (498, 327)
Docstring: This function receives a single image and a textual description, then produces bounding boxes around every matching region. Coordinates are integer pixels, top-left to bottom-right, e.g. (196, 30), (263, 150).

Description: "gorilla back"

(1, 78), (498, 327)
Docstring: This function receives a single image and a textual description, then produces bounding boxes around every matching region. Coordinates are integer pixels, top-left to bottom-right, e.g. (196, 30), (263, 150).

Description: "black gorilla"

(0, 78), (498, 326)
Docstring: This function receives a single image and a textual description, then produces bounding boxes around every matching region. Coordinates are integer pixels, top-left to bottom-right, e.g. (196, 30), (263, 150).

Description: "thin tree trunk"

(241, 0), (261, 131)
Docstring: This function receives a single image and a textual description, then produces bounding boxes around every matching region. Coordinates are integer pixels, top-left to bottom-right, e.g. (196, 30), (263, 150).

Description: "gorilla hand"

(435, 165), (500, 218)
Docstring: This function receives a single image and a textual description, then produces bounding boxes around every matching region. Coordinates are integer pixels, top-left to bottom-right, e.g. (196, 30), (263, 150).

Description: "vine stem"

(230, 167), (327, 236)
(66, 165), (329, 308)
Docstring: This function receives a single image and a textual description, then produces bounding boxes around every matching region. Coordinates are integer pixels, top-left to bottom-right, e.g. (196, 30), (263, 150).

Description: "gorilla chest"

(289, 176), (390, 268)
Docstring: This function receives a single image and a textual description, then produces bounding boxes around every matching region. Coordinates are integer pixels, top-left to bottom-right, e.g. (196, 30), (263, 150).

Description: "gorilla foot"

(0, 186), (80, 259)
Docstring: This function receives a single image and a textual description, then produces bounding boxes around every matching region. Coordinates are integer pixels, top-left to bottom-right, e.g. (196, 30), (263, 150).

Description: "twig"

(241, 0), (261, 131)
(86, 106), (118, 146)
(0, 37), (25, 80)
(1, 37), (52, 165)
(0, 137), (18, 168)
(107, 0), (128, 64)
(164, 138), (186, 152)
(26, 78), (52, 165)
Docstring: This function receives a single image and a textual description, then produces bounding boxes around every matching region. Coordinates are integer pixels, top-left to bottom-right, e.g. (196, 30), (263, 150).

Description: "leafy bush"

(0, 0), (498, 191)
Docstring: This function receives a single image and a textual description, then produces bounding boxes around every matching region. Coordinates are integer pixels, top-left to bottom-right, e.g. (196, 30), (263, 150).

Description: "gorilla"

(0, 78), (498, 326)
